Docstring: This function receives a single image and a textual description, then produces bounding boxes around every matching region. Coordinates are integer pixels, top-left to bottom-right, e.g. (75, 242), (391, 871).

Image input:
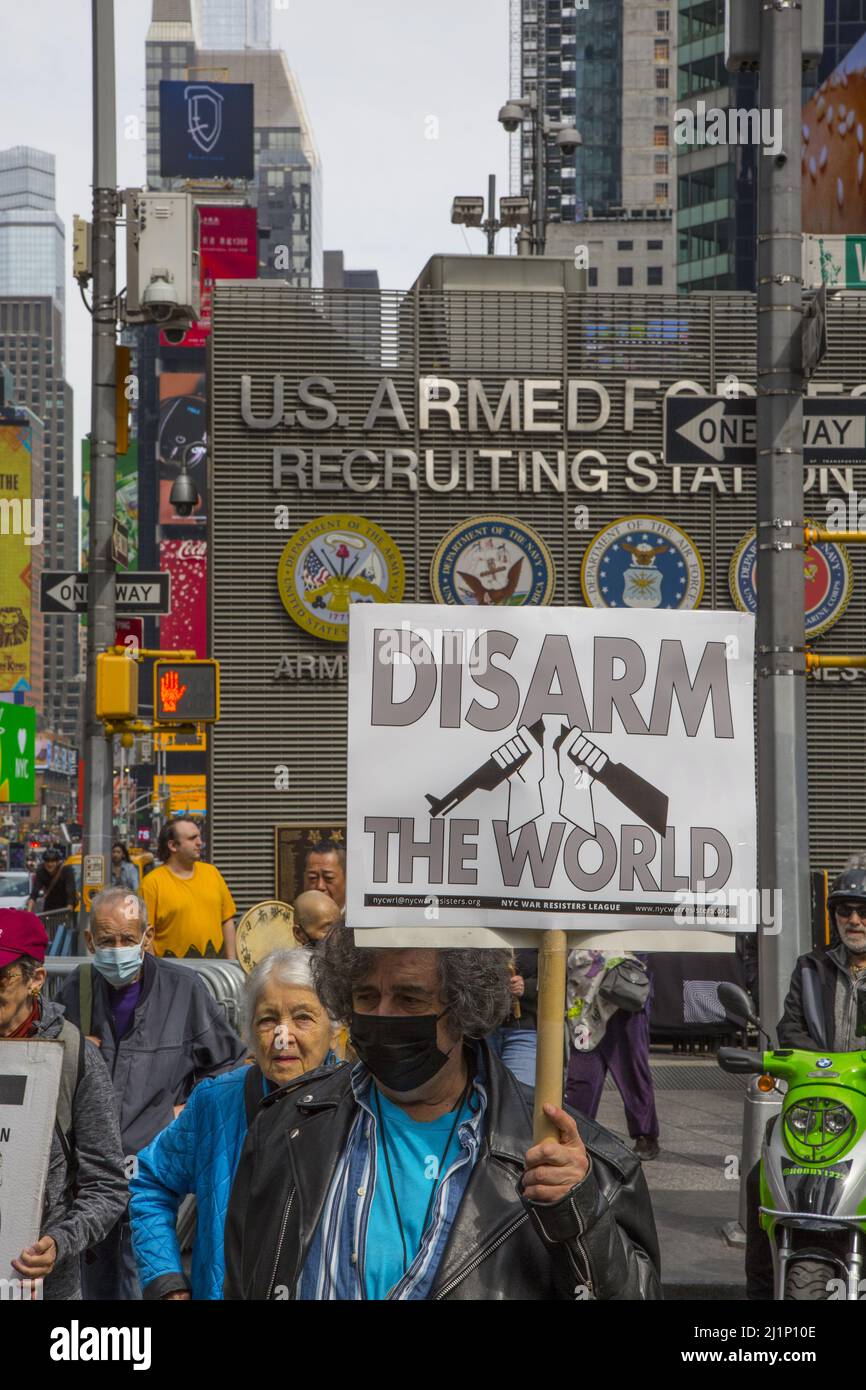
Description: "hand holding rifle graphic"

(492, 714), (601, 835)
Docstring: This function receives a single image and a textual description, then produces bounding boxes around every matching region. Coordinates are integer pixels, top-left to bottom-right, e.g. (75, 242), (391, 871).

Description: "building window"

(618, 267), (634, 287)
(656, 9), (670, 32)
(654, 181), (669, 202)
(654, 39), (669, 61)
(617, 240), (633, 250)
(654, 154), (669, 174)
(654, 125), (668, 146)
(648, 239), (663, 250)
(647, 266), (664, 285)
(655, 67), (669, 89)
(587, 267), (598, 287)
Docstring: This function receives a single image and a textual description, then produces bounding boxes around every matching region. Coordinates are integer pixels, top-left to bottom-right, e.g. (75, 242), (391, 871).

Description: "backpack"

(54, 1016), (86, 1177)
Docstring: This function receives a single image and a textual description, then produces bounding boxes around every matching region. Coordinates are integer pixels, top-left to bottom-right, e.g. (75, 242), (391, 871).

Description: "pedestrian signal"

(96, 652), (139, 721)
(154, 659), (219, 723)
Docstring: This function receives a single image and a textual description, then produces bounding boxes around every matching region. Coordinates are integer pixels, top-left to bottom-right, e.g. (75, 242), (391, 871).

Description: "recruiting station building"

(208, 259), (866, 916)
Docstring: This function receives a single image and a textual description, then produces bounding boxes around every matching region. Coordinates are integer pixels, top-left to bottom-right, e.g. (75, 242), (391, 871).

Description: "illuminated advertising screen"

(159, 538), (207, 658)
(160, 205), (258, 350)
(158, 374), (207, 526)
(803, 33), (866, 234)
(159, 81), (254, 179)
(0, 424), (33, 693)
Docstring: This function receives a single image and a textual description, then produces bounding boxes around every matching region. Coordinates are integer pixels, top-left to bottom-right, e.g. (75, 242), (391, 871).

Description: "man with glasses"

(778, 861), (866, 1052)
(746, 859), (866, 1297)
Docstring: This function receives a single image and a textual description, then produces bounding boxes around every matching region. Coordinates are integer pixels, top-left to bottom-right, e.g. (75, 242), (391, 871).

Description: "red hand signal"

(160, 670), (187, 713)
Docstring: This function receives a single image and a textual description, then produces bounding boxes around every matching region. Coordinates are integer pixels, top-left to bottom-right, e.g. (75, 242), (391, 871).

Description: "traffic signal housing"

(154, 659), (219, 723)
(96, 652), (139, 720)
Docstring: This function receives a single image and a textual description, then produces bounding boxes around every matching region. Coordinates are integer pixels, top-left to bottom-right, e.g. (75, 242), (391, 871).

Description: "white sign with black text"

(0, 1039), (63, 1287)
(347, 605), (757, 934)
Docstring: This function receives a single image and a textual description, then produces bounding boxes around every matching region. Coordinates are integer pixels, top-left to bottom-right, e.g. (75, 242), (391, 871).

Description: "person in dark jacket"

(223, 931), (661, 1301)
(487, 948), (537, 1086)
(747, 862), (866, 1297)
(59, 885), (247, 1299)
(0, 909), (128, 1301)
(25, 846), (76, 914)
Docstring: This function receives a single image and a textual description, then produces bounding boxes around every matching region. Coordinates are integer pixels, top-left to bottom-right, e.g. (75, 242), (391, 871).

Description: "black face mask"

(350, 1009), (454, 1093)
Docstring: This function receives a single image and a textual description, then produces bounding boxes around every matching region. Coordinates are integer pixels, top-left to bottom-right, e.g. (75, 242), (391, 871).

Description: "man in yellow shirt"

(142, 819), (237, 959)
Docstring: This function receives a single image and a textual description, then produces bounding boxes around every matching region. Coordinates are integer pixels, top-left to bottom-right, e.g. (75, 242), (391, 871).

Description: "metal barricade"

(40, 908), (79, 957)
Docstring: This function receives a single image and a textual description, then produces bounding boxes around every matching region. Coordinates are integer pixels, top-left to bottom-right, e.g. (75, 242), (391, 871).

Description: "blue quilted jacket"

(130, 1064), (263, 1301)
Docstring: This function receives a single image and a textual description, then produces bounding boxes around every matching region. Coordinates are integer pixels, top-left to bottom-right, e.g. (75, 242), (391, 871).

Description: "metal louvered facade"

(210, 279), (866, 914)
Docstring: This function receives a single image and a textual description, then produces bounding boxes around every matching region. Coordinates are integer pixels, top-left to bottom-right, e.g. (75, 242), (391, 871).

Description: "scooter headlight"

(787, 1105), (811, 1133)
(824, 1104), (854, 1136)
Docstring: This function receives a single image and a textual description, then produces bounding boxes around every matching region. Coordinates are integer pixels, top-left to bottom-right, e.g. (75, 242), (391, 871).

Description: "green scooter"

(719, 982), (866, 1300)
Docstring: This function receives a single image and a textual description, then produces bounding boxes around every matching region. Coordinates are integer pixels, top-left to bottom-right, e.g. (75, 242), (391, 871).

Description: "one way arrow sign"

(40, 571), (172, 615)
(664, 396), (866, 468)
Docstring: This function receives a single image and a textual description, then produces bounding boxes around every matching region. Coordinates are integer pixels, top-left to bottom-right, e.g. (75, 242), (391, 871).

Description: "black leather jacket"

(223, 1040), (662, 1301)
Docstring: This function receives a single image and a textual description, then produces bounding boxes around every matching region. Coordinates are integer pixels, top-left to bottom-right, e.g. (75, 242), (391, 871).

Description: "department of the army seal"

(430, 514), (555, 606)
(277, 514), (405, 642)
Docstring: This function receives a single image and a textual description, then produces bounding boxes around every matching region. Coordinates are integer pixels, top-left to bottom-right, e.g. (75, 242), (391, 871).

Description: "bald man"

(293, 890), (342, 948)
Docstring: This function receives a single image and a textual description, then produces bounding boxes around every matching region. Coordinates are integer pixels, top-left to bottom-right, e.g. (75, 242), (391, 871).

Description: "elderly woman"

(129, 949), (339, 1300)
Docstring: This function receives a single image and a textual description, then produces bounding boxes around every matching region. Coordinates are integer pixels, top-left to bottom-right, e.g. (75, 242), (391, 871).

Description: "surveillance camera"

(141, 270), (180, 322)
(161, 325), (188, 345)
(556, 127), (583, 152)
(498, 102), (524, 133)
(169, 469), (199, 519)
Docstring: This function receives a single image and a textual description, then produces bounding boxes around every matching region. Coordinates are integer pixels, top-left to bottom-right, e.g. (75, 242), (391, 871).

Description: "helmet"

(827, 867), (866, 907)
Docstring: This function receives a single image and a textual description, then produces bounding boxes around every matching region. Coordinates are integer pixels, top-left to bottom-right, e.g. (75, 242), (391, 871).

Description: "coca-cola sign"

(159, 539), (207, 658)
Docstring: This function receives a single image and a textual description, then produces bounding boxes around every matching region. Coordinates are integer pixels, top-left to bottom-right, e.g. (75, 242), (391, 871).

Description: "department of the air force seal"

(430, 514), (555, 606)
(277, 514), (405, 642)
(580, 517), (704, 609)
(729, 523), (852, 637)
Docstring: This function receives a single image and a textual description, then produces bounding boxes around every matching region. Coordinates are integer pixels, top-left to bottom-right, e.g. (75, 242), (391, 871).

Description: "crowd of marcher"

(7, 817), (861, 1301)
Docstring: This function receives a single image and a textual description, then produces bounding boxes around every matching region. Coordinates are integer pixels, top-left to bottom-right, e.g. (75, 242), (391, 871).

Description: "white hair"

(242, 948), (333, 1042)
(90, 886), (148, 931)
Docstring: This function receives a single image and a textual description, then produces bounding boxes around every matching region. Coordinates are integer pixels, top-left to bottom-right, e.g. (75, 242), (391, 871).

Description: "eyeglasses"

(835, 902), (866, 920)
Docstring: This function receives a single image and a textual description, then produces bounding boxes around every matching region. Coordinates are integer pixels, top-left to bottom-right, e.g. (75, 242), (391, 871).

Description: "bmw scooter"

(719, 982), (866, 1300)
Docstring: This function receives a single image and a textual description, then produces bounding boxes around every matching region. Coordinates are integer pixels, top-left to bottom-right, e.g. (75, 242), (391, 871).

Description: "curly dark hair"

(311, 928), (512, 1039)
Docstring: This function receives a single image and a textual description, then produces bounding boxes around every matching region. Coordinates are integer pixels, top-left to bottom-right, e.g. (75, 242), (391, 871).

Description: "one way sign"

(664, 396), (866, 467)
(40, 571), (171, 615)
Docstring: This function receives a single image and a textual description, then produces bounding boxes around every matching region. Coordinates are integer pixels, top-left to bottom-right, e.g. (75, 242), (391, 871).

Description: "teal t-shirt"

(364, 1086), (472, 1300)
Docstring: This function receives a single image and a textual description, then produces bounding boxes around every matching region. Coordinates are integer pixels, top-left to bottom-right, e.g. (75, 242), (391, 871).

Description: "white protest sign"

(347, 605), (756, 934)
(0, 1039), (63, 1288)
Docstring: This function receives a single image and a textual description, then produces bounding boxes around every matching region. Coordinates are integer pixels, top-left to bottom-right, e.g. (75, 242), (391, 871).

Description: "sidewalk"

(595, 1052), (748, 1300)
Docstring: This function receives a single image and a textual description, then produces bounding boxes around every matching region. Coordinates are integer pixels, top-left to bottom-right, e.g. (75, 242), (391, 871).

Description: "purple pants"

(565, 1006), (659, 1139)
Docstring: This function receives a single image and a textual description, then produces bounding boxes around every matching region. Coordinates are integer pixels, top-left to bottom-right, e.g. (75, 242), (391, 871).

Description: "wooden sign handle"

(532, 929), (567, 1143)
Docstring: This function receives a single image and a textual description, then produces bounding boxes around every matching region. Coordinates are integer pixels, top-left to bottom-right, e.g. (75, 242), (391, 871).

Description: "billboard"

(159, 539), (207, 658)
(159, 81), (254, 180)
(803, 33), (866, 234)
(160, 205), (257, 350)
(158, 373), (207, 526)
(347, 605), (757, 934)
(80, 440), (139, 570)
(0, 424), (33, 693)
(0, 702), (36, 803)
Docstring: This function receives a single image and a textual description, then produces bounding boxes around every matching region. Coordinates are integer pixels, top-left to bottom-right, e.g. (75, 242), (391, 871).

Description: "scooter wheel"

(784, 1258), (836, 1300)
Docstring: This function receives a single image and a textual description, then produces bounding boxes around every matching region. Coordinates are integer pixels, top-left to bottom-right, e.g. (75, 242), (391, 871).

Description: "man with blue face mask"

(59, 886), (247, 1299)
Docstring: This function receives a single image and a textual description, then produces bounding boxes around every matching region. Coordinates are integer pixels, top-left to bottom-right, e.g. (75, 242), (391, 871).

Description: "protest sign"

(0, 1039), (63, 1287)
(347, 605), (756, 936)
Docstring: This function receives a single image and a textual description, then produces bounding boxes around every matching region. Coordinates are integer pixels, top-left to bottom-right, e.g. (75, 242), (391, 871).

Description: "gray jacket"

(33, 1000), (129, 1301)
(59, 953), (247, 1154)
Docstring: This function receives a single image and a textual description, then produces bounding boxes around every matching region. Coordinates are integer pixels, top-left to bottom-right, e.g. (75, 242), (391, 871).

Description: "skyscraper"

(514, 1), (677, 289)
(146, 0), (322, 286)
(677, 0), (866, 292)
(193, 0), (270, 50)
(0, 147), (76, 740)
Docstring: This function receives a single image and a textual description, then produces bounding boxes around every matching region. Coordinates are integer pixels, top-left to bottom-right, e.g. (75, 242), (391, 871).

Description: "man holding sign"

(223, 932), (660, 1301)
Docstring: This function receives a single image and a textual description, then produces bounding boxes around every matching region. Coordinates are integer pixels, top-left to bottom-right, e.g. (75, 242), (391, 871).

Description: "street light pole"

(81, 0), (117, 940)
(533, 90), (546, 255)
(755, 1), (810, 1033)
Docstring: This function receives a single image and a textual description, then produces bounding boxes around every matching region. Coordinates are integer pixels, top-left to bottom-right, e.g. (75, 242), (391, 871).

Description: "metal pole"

(755, 1), (810, 1037)
(81, 0), (117, 947)
(534, 90), (546, 255)
(486, 173), (496, 255)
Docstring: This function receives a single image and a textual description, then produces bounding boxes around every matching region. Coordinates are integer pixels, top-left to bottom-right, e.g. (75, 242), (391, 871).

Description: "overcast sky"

(3, 0), (512, 493)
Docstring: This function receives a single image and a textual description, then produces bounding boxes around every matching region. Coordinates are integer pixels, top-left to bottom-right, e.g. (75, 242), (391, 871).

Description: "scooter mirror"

(718, 981), (759, 1029)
